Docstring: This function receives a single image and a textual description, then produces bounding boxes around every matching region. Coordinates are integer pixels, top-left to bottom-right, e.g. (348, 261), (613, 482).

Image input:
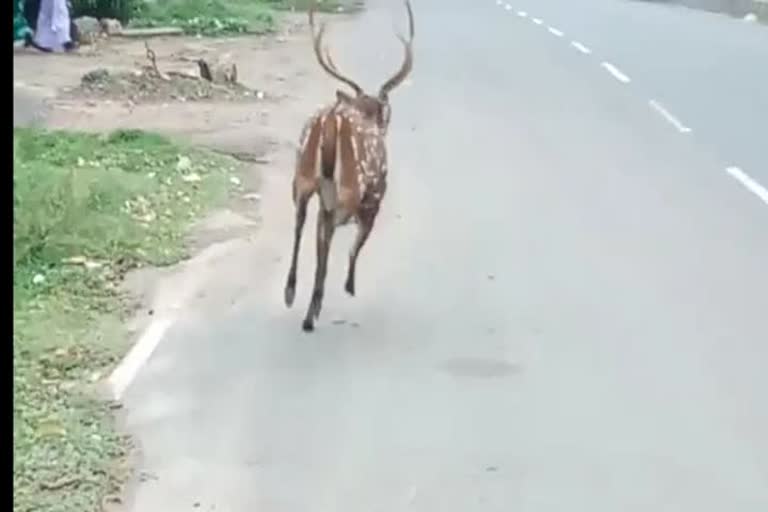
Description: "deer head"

(308, 0), (415, 131)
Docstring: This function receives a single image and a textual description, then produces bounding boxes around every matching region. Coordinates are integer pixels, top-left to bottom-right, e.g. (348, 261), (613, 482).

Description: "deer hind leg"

(344, 206), (378, 297)
(302, 111), (339, 331)
(302, 203), (336, 331)
(283, 182), (311, 308)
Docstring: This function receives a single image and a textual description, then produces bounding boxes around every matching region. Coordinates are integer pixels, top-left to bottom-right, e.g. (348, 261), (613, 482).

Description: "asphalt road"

(120, 0), (768, 510)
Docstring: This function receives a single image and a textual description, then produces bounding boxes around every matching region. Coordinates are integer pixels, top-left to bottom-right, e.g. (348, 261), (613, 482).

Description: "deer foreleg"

(284, 189), (310, 308)
(344, 207), (378, 297)
(302, 206), (336, 332)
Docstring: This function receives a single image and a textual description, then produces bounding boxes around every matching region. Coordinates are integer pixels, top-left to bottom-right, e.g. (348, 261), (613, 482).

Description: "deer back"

(296, 100), (389, 212)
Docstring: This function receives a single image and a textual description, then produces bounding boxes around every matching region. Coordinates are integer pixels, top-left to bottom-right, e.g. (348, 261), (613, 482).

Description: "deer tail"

(318, 115), (338, 212)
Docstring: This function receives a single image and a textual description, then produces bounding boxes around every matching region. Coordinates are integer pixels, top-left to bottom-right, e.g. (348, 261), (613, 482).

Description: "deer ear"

(336, 90), (354, 104)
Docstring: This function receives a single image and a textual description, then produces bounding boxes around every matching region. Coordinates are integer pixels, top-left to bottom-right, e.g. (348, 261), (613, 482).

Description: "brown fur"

(284, 0), (415, 332)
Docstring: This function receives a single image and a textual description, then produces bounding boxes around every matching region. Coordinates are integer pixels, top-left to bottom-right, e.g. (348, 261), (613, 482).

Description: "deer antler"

(309, 1), (363, 95)
(378, 0), (415, 98)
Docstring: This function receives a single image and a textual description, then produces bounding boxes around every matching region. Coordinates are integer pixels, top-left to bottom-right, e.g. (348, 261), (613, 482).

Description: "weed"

(13, 127), (240, 512)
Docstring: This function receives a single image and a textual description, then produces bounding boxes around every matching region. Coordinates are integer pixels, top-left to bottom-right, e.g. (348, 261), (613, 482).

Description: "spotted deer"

(283, 0), (415, 332)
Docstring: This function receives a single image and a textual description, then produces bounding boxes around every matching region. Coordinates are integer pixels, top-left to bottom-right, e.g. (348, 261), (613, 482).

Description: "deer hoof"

(301, 318), (315, 332)
(344, 279), (355, 297)
(284, 284), (296, 308)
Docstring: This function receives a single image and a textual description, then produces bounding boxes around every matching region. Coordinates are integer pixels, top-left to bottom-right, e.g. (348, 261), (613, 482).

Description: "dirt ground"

(14, 20), (324, 139)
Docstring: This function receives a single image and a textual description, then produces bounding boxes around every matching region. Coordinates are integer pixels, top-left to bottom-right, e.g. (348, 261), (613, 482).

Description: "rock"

(81, 68), (110, 84)
(74, 16), (101, 45)
(99, 17), (123, 36)
(119, 27), (184, 37)
(197, 54), (238, 84)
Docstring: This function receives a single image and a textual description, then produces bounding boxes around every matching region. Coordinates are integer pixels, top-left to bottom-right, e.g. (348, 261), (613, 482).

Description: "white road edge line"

(517, 10), (528, 17)
(648, 100), (692, 134)
(548, 26), (564, 37)
(570, 40), (592, 54)
(107, 316), (175, 400)
(532, 17), (544, 25)
(725, 167), (768, 206)
(601, 62), (631, 83)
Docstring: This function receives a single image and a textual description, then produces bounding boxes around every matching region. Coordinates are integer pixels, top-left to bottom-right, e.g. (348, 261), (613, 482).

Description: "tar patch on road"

(439, 357), (522, 379)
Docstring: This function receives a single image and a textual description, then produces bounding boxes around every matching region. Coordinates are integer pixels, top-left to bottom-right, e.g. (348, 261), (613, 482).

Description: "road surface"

(119, 0), (768, 510)
(13, 85), (49, 127)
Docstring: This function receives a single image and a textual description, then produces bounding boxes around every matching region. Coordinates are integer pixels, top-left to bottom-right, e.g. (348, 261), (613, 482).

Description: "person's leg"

(63, 0), (78, 51)
(33, 0), (71, 52)
(22, 0), (40, 36)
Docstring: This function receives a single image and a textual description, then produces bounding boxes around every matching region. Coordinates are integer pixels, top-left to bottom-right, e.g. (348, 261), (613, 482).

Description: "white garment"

(34, 0), (71, 51)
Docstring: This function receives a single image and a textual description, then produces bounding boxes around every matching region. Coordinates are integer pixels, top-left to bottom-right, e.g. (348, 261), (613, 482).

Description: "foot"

(301, 318), (315, 332)
(25, 35), (51, 52)
(344, 277), (355, 296)
(284, 283), (296, 308)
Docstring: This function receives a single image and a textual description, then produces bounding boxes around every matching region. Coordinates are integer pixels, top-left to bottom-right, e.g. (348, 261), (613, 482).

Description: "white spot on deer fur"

(350, 136), (359, 162)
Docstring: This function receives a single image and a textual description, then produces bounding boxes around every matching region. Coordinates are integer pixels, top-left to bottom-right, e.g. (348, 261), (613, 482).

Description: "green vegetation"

(13, 127), (240, 512)
(130, 0), (276, 36)
(72, 0), (138, 24)
(128, 0), (363, 37)
(71, 0), (364, 37)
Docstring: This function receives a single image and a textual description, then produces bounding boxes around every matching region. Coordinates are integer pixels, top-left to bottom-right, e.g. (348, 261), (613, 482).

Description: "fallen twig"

(144, 41), (170, 81)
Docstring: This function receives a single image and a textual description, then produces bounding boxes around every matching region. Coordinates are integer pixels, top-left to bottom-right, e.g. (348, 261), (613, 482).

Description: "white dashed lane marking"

(108, 316), (175, 400)
(494, 1), (768, 214)
(570, 41), (592, 54)
(726, 167), (768, 206)
(648, 100), (692, 134)
(601, 62), (631, 83)
(548, 27), (564, 37)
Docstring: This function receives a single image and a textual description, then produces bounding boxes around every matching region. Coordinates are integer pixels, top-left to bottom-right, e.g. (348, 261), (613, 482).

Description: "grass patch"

(130, 0), (277, 36)
(270, 0), (365, 13)
(13, 127), (240, 512)
(128, 0), (364, 36)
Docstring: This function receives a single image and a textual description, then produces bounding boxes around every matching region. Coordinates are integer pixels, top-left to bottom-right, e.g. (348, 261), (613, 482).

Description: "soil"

(72, 66), (259, 104)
